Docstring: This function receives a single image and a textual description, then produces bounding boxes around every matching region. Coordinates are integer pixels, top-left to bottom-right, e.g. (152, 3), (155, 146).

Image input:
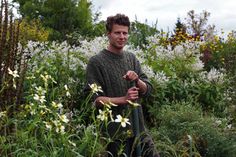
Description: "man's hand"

(125, 86), (139, 101)
(123, 70), (148, 95)
(123, 70), (139, 81)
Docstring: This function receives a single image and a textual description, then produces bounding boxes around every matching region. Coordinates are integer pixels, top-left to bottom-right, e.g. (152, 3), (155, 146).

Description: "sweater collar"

(102, 49), (124, 59)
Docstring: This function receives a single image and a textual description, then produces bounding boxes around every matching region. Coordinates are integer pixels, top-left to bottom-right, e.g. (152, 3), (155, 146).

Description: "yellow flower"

(99, 100), (117, 109)
(24, 104), (31, 110)
(126, 129), (133, 137)
(127, 100), (140, 107)
(26, 75), (36, 80)
(40, 73), (57, 84)
(40, 110), (46, 116)
(40, 74), (50, 82)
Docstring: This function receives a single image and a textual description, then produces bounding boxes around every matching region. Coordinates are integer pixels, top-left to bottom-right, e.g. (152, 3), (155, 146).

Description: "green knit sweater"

(85, 49), (152, 138)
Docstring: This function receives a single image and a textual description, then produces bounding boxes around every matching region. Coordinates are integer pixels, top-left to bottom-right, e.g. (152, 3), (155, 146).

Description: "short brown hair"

(106, 14), (130, 32)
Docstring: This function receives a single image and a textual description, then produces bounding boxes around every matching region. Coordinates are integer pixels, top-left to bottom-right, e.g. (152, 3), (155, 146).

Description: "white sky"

(91, 0), (236, 35)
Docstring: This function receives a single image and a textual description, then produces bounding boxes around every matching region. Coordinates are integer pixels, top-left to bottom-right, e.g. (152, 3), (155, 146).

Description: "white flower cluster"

(154, 41), (202, 61)
(154, 71), (170, 84)
(73, 36), (108, 59)
(200, 68), (225, 84)
(207, 68), (225, 83)
(142, 65), (169, 84)
(90, 84), (138, 128)
(146, 34), (161, 46)
(23, 37), (108, 74)
(191, 57), (205, 71)
(23, 73), (71, 134)
(146, 35), (205, 71)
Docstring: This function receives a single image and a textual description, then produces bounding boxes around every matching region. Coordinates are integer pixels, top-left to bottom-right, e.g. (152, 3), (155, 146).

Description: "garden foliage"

(0, 1), (236, 156)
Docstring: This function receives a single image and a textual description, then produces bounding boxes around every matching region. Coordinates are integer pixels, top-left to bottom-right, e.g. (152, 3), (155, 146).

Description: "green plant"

(152, 101), (236, 157)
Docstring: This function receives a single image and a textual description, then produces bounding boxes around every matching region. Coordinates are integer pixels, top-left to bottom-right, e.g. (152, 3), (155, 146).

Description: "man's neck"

(107, 45), (123, 54)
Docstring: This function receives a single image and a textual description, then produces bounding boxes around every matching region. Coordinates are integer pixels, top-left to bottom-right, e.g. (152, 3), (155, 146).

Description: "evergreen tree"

(169, 17), (189, 47)
(174, 17), (187, 35)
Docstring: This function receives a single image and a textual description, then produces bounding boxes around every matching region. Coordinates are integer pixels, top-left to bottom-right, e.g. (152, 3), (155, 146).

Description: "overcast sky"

(91, 0), (236, 35)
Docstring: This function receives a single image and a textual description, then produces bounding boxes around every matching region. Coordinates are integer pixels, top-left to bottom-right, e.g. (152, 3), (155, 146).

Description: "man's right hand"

(125, 86), (139, 101)
(95, 87), (139, 107)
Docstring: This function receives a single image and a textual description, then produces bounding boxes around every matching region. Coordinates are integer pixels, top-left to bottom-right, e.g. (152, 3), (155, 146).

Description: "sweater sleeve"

(133, 54), (153, 97)
(84, 56), (105, 101)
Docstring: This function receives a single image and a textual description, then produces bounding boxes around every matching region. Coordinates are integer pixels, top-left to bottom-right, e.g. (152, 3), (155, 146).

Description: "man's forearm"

(136, 79), (147, 94)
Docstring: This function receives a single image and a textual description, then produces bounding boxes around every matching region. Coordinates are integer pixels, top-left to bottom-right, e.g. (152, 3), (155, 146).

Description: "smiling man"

(85, 14), (159, 157)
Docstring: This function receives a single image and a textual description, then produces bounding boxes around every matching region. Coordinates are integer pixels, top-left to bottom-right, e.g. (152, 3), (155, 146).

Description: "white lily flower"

(35, 86), (46, 95)
(115, 115), (131, 128)
(59, 114), (69, 123)
(0, 111), (7, 118)
(89, 83), (103, 94)
(66, 91), (71, 97)
(64, 85), (71, 97)
(33, 94), (46, 103)
(97, 109), (107, 121)
(44, 122), (52, 130)
(51, 101), (63, 109)
(8, 68), (19, 78)
(68, 140), (76, 147)
(56, 125), (65, 134)
(64, 85), (69, 90)
(108, 110), (114, 122)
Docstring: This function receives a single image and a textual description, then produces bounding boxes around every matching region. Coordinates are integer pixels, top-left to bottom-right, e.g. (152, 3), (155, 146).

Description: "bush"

(151, 101), (236, 157)
(19, 18), (50, 44)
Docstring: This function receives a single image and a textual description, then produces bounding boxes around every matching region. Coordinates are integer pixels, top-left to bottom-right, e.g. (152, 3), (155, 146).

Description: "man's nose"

(119, 33), (126, 38)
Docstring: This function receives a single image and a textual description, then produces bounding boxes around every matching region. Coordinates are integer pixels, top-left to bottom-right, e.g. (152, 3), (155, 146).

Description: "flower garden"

(0, 0), (236, 156)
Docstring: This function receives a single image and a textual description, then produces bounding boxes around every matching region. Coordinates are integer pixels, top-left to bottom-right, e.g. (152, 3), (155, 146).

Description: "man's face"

(107, 24), (129, 51)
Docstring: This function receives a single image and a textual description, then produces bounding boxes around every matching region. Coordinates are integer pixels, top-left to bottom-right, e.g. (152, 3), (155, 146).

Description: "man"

(85, 13), (159, 157)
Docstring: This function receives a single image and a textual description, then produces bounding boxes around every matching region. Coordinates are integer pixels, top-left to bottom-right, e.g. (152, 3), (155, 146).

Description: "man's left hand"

(123, 70), (139, 81)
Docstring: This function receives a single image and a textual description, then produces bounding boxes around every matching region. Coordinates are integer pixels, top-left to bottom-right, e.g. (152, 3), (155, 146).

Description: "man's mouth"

(118, 41), (125, 44)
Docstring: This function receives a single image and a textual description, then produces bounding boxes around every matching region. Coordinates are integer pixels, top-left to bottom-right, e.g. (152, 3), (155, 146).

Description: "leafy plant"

(151, 101), (236, 157)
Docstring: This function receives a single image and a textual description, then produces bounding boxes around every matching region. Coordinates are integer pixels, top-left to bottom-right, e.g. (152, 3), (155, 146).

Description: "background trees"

(184, 10), (216, 38)
(13, 0), (96, 40)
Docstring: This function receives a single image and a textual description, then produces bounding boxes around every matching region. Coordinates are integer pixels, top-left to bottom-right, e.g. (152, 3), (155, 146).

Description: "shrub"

(151, 101), (236, 157)
(19, 18), (50, 44)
